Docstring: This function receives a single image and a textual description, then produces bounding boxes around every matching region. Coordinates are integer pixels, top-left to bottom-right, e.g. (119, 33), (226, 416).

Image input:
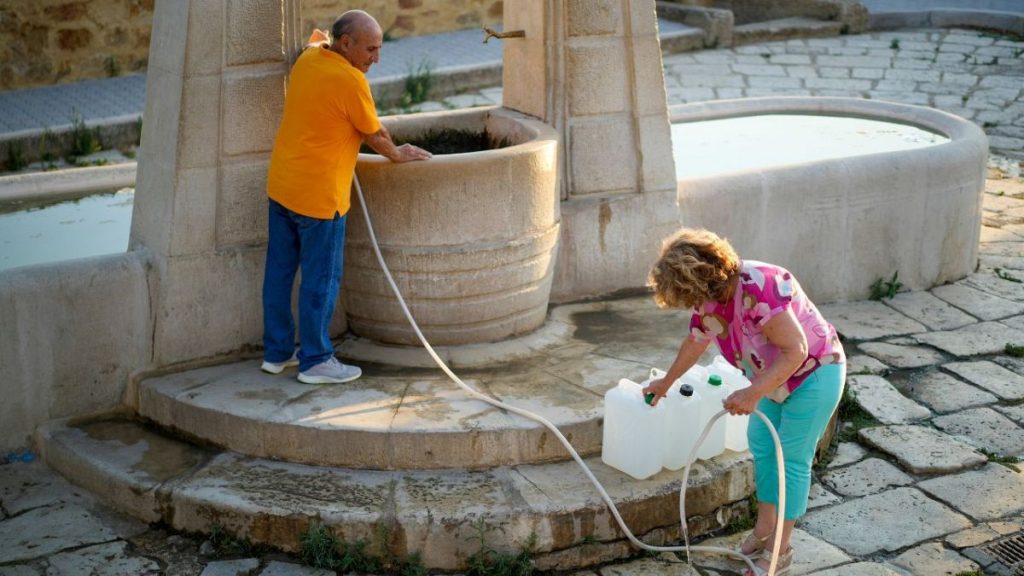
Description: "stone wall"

(0, 0), (503, 91)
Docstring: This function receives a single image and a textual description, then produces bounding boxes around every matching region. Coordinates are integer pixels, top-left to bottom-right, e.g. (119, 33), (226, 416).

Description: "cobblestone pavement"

(2, 165), (1023, 575)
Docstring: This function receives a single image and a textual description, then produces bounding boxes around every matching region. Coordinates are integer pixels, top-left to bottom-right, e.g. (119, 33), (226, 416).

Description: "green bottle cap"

(708, 375), (723, 386)
(644, 392), (656, 405)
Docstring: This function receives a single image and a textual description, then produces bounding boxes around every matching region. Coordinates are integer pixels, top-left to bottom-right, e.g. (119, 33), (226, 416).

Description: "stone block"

(568, 118), (637, 195)
(846, 354), (888, 376)
(221, 70), (285, 156)
(637, 114), (675, 193)
(217, 159), (269, 248)
(0, 504), (118, 564)
(906, 370), (997, 414)
(847, 373), (929, 422)
(147, 0), (189, 76)
(818, 300), (927, 341)
(179, 75), (222, 170)
(226, 0), (284, 66)
(933, 407), (1024, 457)
(919, 464), (1024, 521)
(915, 321), (1024, 357)
(800, 487), (971, 556)
(889, 542), (980, 576)
(932, 283), (1024, 321)
(883, 290), (976, 331)
(943, 360), (1024, 401)
(820, 458), (914, 497)
(169, 166), (218, 257)
(185, 0), (224, 76)
(858, 425), (987, 475)
(566, 0), (621, 37)
(153, 248), (264, 365)
(633, 36), (670, 116)
(261, 561), (335, 576)
(858, 342), (944, 369)
(500, 0), (546, 119)
(627, 0), (659, 38)
(567, 42), (629, 116)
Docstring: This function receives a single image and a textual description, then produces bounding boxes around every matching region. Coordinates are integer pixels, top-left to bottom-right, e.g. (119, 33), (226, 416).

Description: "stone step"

(131, 297), (693, 470)
(734, 17), (846, 46)
(36, 415), (755, 572)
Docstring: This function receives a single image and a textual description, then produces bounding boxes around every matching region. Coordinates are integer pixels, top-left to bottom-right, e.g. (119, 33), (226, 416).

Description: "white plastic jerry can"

(695, 374), (729, 460)
(709, 356), (751, 452)
(601, 378), (665, 479)
(661, 383), (704, 470)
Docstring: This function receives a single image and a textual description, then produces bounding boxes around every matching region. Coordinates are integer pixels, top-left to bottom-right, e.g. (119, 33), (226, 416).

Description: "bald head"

(331, 10), (380, 42)
(329, 10), (383, 73)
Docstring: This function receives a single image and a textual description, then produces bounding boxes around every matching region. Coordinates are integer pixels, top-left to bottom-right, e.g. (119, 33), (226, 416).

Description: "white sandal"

(743, 546), (793, 576)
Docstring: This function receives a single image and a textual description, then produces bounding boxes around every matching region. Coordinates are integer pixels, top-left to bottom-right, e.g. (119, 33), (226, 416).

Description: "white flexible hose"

(352, 175), (786, 576)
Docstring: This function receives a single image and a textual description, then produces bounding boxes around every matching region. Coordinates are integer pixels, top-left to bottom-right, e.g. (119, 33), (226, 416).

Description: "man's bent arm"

(364, 124), (432, 163)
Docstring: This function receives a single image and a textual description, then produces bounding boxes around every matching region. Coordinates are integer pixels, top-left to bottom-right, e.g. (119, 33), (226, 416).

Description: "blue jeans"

(747, 363), (846, 520)
(262, 199), (346, 372)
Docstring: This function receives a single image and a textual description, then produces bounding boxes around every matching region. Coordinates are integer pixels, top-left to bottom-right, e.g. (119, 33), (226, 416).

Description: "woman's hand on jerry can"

(642, 377), (671, 407)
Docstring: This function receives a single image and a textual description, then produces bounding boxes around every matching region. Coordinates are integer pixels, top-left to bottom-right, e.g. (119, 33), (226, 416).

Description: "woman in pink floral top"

(643, 228), (846, 576)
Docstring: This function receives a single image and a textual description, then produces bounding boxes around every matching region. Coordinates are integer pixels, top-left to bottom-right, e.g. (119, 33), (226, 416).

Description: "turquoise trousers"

(746, 363), (846, 520)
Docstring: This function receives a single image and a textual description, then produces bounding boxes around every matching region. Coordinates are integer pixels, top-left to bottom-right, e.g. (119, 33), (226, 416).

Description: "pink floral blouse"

(689, 260), (845, 392)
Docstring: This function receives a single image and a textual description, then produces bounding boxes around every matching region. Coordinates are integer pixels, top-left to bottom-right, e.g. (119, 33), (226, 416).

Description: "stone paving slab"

(883, 290), (977, 330)
(931, 282), (1024, 320)
(904, 369), (998, 413)
(804, 563), (902, 576)
(817, 301), (928, 341)
(0, 460), (86, 516)
(887, 541), (980, 576)
(819, 458), (915, 497)
(800, 487), (971, 556)
(45, 541), (160, 576)
(942, 359), (1024, 400)
(856, 341), (945, 369)
(914, 321), (1024, 356)
(200, 558), (260, 576)
(932, 406), (1024, 456)
(845, 355), (888, 376)
(847, 375), (930, 425)
(858, 425), (987, 474)
(918, 463), (1024, 521)
(807, 482), (842, 509)
(827, 442), (868, 468)
(947, 518), (1024, 549)
(994, 402), (1024, 426)
(689, 529), (850, 575)
(260, 560), (336, 575)
(0, 503), (118, 564)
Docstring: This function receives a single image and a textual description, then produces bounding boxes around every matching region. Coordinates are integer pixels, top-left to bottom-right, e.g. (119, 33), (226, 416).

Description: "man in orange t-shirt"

(261, 10), (431, 384)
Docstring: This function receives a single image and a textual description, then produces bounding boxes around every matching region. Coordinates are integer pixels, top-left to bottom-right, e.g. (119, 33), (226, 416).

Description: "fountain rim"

(668, 96), (987, 181)
(356, 105), (559, 165)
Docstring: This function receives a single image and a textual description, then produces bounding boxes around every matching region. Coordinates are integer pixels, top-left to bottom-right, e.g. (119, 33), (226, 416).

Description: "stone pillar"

(502, 0), (680, 301)
(130, 0), (306, 365)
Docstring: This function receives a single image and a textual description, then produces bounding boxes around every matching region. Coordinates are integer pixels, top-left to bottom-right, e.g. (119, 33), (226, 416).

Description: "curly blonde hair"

(648, 228), (740, 309)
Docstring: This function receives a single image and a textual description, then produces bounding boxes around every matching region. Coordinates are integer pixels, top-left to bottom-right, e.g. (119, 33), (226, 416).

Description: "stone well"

(344, 106), (560, 346)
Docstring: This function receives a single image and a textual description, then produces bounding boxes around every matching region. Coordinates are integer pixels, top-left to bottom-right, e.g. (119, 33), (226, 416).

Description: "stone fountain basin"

(673, 97), (988, 303)
(346, 106), (560, 346)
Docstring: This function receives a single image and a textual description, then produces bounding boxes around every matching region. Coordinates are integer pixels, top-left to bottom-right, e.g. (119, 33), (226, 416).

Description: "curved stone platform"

(36, 415), (754, 571)
(133, 297), (695, 470)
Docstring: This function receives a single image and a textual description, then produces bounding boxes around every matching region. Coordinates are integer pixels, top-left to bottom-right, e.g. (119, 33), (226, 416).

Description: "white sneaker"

(297, 357), (362, 384)
(260, 350), (299, 374)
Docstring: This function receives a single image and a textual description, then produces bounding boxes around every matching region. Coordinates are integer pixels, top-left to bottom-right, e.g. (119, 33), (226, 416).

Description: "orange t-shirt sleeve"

(345, 75), (381, 136)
